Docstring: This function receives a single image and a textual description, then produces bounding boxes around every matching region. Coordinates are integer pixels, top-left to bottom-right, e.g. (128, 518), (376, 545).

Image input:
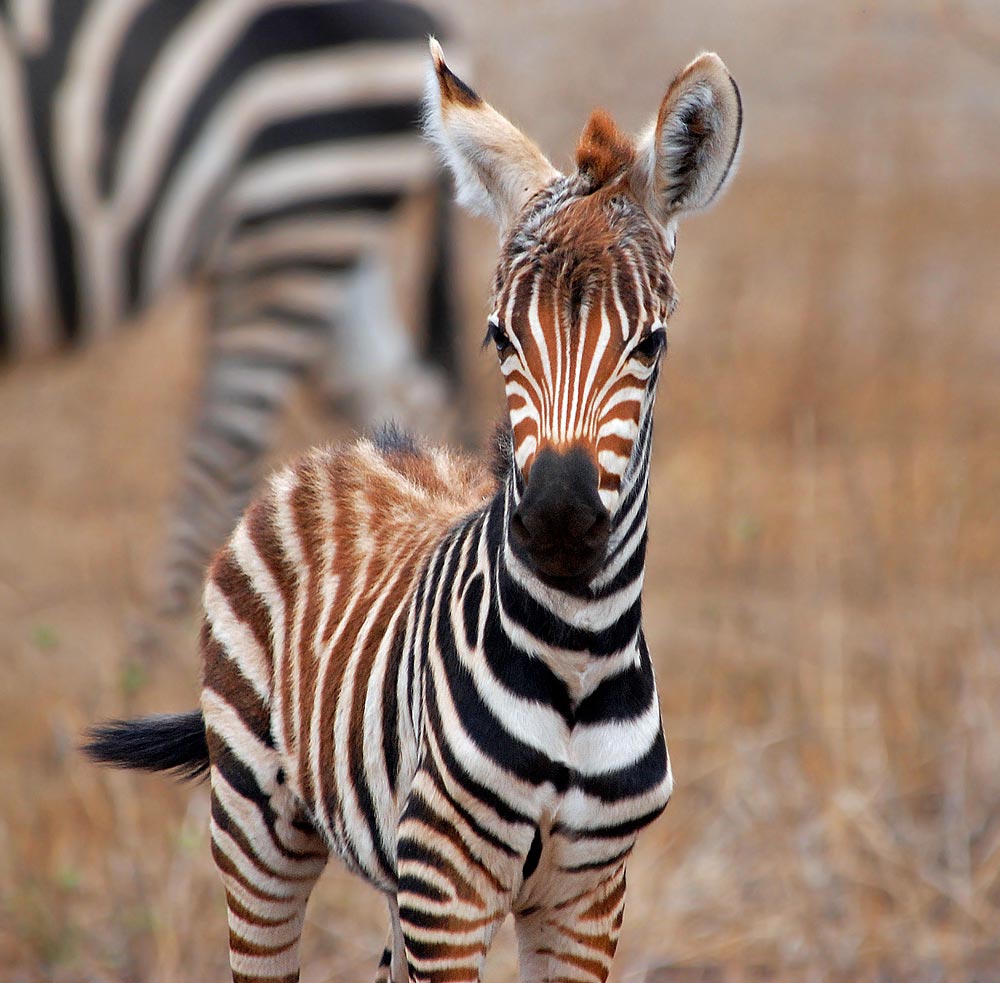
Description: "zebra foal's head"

(425, 40), (742, 588)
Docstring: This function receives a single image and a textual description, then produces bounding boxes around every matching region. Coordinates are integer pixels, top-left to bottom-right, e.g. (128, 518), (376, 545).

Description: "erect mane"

(575, 109), (635, 191)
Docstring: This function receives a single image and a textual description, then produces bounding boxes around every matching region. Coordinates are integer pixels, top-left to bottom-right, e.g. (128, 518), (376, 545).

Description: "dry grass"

(2, 0), (999, 980)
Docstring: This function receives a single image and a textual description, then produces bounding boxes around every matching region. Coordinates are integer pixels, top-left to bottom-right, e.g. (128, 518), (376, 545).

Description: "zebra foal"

(86, 40), (743, 983)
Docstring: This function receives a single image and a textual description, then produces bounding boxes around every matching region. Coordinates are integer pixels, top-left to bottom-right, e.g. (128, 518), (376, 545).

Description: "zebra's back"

(1, 0), (444, 356)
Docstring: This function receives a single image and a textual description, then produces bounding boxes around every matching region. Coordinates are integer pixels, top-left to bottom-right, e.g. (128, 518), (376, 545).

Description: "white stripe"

(0, 21), (60, 354)
(10, 0), (51, 53)
(201, 689), (276, 792)
(53, 0), (148, 336)
(142, 42), (431, 294)
(222, 216), (387, 275)
(570, 696), (663, 776)
(203, 579), (272, 704)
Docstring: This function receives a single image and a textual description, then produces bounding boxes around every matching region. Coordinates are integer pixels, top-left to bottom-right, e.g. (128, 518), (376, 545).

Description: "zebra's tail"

(82, 710), (209, 781)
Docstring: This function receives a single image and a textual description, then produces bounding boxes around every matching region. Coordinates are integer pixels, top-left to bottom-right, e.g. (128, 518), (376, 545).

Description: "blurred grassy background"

(1, 0), (998, 980)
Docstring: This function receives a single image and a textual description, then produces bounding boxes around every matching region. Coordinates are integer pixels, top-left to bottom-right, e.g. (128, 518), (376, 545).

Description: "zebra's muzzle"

(509, 446), (610, 587)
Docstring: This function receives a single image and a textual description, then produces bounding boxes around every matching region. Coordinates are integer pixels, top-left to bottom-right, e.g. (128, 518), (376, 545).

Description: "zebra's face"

(488, 181), (677, 582)
(425, 39), (742, 585)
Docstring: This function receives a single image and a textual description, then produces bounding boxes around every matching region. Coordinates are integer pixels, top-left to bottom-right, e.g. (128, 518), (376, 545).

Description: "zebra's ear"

(424, 39), (559, 230)
(632, 53), (742, 227)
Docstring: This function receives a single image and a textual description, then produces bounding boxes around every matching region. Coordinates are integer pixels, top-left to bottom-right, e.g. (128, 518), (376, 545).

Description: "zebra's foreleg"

(395, 774), (513, 982)
(513, 863), (628, 983)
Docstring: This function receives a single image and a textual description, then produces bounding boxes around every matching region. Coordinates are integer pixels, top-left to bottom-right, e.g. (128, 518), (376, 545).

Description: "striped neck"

(490, 412), (653, 676)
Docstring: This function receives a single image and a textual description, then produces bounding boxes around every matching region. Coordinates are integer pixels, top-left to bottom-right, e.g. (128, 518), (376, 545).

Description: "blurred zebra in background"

(0, 0), (461, 610)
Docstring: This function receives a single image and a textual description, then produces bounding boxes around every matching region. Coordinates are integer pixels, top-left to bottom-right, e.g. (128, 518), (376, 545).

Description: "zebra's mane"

(490, 421), (514, 484)
(370, 422), (421, 458)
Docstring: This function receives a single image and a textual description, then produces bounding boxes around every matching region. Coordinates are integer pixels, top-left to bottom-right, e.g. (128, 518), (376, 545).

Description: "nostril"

(584, 511), (611, 549)
(510, 511), (531, 549)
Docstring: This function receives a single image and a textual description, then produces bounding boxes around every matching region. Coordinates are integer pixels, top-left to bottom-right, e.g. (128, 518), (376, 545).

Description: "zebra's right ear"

(424, 39), (559, 231)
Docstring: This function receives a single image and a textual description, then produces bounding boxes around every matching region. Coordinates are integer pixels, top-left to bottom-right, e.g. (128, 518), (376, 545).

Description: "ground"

(1, 0), (999, 980)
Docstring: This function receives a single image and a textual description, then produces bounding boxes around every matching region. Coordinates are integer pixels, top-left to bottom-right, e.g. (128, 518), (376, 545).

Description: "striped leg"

(160, 303), (325, 612)
(374, 896), (408, 983)
(514, 865), (627, 983)
(395, 777), (512, 982)
(208, 739), (328, 982)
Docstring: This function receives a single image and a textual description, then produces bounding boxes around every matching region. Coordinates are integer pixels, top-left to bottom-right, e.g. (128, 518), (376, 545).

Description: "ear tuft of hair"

(428, 36), (481, 108)
(576, 109), (635, 190)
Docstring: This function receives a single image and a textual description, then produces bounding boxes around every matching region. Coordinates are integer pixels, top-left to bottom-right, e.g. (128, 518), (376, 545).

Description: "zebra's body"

(198, 424), (669, 979)
(0, 0), (458, 609)
(85, 40), (743, 982)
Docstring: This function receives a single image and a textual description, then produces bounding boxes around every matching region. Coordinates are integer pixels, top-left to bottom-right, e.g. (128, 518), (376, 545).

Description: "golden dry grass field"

(1, 1), (999, 980)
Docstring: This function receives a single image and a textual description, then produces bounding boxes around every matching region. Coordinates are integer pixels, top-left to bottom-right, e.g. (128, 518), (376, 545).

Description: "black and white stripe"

(0, 0), (460, 609)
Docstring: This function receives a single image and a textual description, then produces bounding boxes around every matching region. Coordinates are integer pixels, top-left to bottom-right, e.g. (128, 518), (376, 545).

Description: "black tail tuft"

(82, 710), (209, 782)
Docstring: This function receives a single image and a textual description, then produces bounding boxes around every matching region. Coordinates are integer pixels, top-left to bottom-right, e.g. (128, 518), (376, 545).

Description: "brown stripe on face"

(492, 180), (675, 506)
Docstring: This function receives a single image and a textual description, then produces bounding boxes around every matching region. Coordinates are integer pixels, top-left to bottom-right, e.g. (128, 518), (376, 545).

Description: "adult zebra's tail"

(82, 710), (209, 781)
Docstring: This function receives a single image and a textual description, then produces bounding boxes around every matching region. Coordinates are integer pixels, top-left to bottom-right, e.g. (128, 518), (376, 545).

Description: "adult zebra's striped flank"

(0, 0), (460, 611)
(85, 40), (743, 982)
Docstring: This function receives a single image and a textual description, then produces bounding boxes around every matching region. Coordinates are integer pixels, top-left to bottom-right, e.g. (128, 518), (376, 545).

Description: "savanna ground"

(2, 1), (999, 980)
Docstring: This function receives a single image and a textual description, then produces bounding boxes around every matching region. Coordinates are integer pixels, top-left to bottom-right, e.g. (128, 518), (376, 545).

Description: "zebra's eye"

(485, 319), (514, 357)
(632, 329), (667, 363)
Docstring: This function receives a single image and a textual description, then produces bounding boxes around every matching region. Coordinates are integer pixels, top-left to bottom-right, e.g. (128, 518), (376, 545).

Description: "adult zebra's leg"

(319, 254), (451, 441)
(159, 304), (325, 612)
(513, 864), (628, 983)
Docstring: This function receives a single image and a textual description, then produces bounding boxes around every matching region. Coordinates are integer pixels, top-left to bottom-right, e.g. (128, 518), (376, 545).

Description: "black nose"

(509, 446), (610, 586)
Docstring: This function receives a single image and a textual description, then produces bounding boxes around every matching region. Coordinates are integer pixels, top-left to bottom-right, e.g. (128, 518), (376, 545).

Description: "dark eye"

(484, 318), (514, 356)
(632, 329), (667, 362)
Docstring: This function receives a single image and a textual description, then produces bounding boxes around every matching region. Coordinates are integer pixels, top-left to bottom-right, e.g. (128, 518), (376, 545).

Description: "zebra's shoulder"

(356, 427), (496, 512)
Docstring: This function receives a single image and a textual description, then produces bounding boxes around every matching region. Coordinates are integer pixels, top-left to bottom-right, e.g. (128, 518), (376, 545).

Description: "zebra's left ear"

(632, 53), (742, 227)
(424, 39), (559, 231)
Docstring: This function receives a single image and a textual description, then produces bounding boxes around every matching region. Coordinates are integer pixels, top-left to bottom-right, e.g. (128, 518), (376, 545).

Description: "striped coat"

(0, 0), (459, 609)
(85, 39), (743, 982)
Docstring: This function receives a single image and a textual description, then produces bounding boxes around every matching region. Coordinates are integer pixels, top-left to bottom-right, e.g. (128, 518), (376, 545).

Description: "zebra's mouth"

(516, 542), (608, 593)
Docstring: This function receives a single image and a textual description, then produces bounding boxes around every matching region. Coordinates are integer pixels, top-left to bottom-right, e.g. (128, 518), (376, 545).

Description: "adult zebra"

(85, 39), (743, 983)
(0, 0), (460, 611)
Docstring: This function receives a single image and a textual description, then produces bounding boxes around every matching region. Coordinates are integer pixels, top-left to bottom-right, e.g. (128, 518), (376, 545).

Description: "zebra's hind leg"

(319, 255), (451, 441)
(160, 305), (326, 612)
(206, 721), (328, 981)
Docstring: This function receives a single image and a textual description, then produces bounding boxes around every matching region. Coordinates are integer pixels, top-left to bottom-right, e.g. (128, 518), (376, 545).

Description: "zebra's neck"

(488, 421), (653, 692)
